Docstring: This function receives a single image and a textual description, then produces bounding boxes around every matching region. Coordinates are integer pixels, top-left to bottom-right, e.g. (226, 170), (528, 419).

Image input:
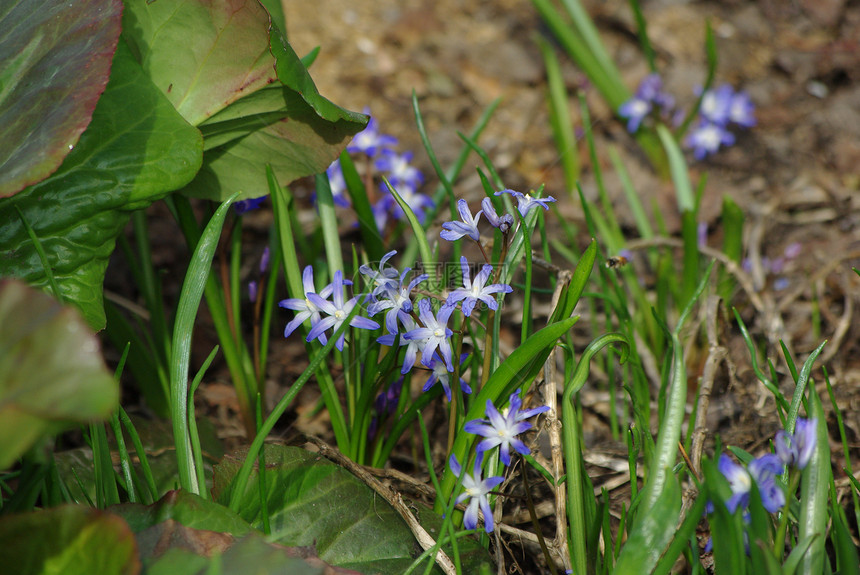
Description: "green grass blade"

(785, 340), (827, 433)
(171, 193), (238, 494)
(628, 0), (656, 71)
(539, 37), (580, 188)
(564, 334), (629, 575)
(797, 387), (831, 575)
(383, 177), (435, 283)
(315, 172), (344, 274)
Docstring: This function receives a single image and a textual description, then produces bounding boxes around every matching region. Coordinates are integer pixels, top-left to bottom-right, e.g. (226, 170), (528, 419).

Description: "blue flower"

(259, 246), (270, 274)
(382, 180), (434, 224)
(347, 111), (397, 157)
(378, 315), (427, 374)
(372, 195), (392, 233)
(441, 199), (483, 242)
(775, 417), (817, 470)
(403, 298), (455, 371)
(495, 189), (557, 216)
(637, 73), (675, 112)
(375, 150), (424, 190)
(686, 121), (736, 160)
(325, 160), (351, 207)
(464, 390), (549, 466)
(718, 453), (784, 513)
(367, 268), (429, 334)
(618, 74), (675, 132)
(423, 353), (471, 401)
(448, 454), (505, 533)
(359, 250), (401, 301)
(279, 266), (337, 345)
(305, 270), (380, 351)
(481, 197), (514, 233)
(618, 96), (652, 132)
(698, 84), (734, 126)
(446, 257), (512, 317)
(233, 195), (267, 214)
(728, 90), (756, 128)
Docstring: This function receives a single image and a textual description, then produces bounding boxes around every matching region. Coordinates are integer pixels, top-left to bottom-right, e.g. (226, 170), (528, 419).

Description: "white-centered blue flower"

(423, 353), (471, 401)
(383, 180), (434, 224)
(775, 417), (817, 470)
(305, 270), (380, 351)
(279, 266), (337, 346)
(347, 110), (397, 157)
(359, 250), (401, 302)
(718, 453), (785, 513)
(378, 315), (427, 374)
(729, 90), (756, 128)
(464, 390), (549, 466)
(403, 298), (455, 371)
(446, 257), (512, 317)
(618, 96), (652, 132)
(698, 84), (734, 126)
(375, 150), (424, 190)
(368, 268), (429, 334)
(686, 121), (736, 160)
(441, 199), (483, 242)
(325, 160), (350, 207)
(449, 454), (504, 533)
(495, 189), (557, 216)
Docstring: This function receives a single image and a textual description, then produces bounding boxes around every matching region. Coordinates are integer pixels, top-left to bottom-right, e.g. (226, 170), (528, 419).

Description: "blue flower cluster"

(717, 418), (817, 514)
(450, 390), (550, 533)
(617, 75), (756, 160)
(705, 418), (817, 551)
(686, 84), (756, 160)
(327, 109), (433, 230)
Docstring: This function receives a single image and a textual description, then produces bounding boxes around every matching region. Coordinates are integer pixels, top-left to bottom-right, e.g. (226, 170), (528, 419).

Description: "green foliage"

(0, 505), (138, 575)
(0, 280), (117, 469)
(0, 41), (203, 328)
(216, 445), (493, 574)
(0, 0), (123, 197)
(0, 0), (365, 329)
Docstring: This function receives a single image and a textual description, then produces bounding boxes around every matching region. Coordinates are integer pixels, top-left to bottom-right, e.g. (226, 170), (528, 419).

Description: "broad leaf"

(215, 445), (429, 574)
(0, 280), (117, 469)
(121, 0), (276, 127)
(181, 85), (363, 201)
(145, 533), (354, 575)
(0, 0), (123, 197)
(0, 505), (138, 575)
(0, 42), (203, 329)
(613, 475), (681, 574)
(111, 490), (252, 536)
(122, 0), (367, 201)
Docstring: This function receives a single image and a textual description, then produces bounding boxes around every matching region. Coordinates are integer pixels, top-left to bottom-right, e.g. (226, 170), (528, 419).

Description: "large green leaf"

(0, 42), (203, 329)
(145, 533), (351, 575)
(0, 280), (117, 470)
(122, 0), (366, 202)
(0, 0), (123, 197)
(180, 84), (363, 201)
(111, 490), (252, 536)
(613, 475), (681, 574)
(214, 445), (426, 574)
(0, 505), (138, 575)
(121, 0), (277, 127)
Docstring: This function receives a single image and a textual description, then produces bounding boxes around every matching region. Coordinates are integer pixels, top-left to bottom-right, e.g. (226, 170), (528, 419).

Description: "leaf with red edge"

(0, 0), (123, 197)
